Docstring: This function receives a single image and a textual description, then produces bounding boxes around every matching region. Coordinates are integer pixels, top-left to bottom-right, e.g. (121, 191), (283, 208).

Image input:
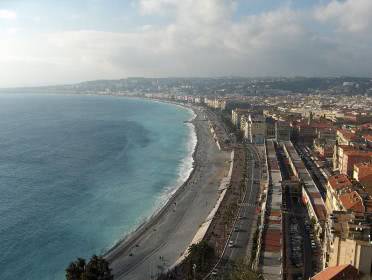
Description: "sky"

(0, 0), (372, 87)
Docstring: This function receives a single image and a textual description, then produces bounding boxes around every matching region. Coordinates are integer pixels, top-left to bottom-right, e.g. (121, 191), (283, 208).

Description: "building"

(258, 140), (283, 279)
(363, 134), (372, 148)
(323, 172), (372, 276)
(337, 129), (359, 146)
(293, 122), (316, 145)
(314, 127), (336, 159)
(328, 238), (372, 279)
(246, 114), (266, 144)
(283, 141), (327, 238)
(338, 191), (365, 214)
(205, 98), (226, 110)
(275, 121), (291, 141)
(325, 174), (353, 214)
(266, 117), (276, 139)
(333, 145), (355, 172)
(314, 142), (334, 159)
(240, 114), (249, 134)
(340, 149), (372, 177)
(231, 108), (250, 127)
(311, 264), (359, 280)
(354, 163), (372, 190)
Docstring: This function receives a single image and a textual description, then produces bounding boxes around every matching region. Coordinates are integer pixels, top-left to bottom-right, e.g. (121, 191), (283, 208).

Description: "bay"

(0, 93), (195, 280)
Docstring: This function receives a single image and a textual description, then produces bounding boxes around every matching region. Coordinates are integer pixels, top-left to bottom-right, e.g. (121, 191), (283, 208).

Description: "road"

(224, 144), (261, 261)
(206, 143), (262, 279)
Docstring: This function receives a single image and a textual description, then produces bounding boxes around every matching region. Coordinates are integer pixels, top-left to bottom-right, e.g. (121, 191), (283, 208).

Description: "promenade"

(106, 106), (230, 280)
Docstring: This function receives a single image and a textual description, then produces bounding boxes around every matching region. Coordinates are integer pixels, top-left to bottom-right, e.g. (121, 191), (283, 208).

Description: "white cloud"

(315, 0), (372, 32)
(0, 9), (17, 20)
(139, 0), (178, 15)
(1, 0), (372, 87)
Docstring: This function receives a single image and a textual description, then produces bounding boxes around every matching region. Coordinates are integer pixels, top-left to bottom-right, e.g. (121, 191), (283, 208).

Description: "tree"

(66, 255), (113, 280)
(66, 258), (86, 280)
(186, 241), (215, 278)
(229, 258), (261, 280)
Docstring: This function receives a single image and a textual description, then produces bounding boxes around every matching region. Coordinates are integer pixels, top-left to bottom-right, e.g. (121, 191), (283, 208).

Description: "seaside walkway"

(106, 107), (230, 280)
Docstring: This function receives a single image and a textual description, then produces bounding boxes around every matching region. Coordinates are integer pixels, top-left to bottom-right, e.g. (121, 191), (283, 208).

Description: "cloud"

(0, 9), (17, 20)
(314, 0), (372, 32)
(1, 0), (372, 87)
(139, 0), (178, 15)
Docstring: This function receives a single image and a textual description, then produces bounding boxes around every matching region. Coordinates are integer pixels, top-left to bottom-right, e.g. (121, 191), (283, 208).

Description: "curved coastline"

(105, 97), (229, 280)
(104, 99), (198, 257)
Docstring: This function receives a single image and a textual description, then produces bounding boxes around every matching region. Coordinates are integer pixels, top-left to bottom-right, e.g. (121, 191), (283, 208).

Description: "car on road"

(228, 240), (234, 248)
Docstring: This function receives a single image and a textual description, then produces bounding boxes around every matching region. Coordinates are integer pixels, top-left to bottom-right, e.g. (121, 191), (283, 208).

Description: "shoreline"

(104, 99), (199, 257)
(106, 99), (230, 280)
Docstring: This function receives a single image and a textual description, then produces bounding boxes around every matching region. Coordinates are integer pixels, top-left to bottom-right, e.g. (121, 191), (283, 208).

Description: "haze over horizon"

(1, 0), (372, 87)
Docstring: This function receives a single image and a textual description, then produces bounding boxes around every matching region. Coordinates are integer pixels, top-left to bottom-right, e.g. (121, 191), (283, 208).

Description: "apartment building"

(325, 174), (353, 214)
(312, 264), (359, 280)
(231, 108), (250, 127)
(354, 163), (372, 190)
(328, 238), (372, 279)
(340, 149), (372, 177)
(246, 114), (266, 144)
(275, 121), (291, 141)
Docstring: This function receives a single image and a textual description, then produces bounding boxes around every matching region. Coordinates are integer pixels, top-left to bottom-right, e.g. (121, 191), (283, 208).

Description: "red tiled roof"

(355, 162), (372, 172)
(328, 174), (353, 191)
(344, 149), (372, 157)
(311, 264), (358, 280)
(363, 134), (372, 142)
(339, 191), (365, 213)
(338, 145), (355, 151)
(337, 129), (358, 141)
(312, 122), (333, 129)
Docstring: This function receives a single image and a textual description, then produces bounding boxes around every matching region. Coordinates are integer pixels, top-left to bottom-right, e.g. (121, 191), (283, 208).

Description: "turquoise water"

(0, 93), (195, 280)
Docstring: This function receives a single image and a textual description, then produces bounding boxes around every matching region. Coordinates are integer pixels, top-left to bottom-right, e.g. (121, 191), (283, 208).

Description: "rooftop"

(339, 191), (365, 213)
(337, 129), (358, 141)
(311, 264), (358, 280)
(328, 174), (353, 191)
(362, 134), (372, 142)
(344, 149), (372, 157)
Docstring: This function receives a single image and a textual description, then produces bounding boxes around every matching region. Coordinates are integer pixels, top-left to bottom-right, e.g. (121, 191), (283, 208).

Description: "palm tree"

(83, 255), (113, 280)
(66, 255), (113, 280)
(229, 258), (261, 280)
(66, 258), (85, 280)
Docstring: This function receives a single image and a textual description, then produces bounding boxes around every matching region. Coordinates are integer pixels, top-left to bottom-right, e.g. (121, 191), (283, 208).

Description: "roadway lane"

(224, 144), (261, 261)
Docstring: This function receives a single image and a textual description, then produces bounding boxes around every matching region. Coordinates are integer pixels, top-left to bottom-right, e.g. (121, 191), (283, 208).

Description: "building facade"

(245, 114), (266, 144)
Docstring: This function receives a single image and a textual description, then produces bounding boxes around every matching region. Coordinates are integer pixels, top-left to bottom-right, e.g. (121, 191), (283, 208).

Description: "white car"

(228, 240), (234, 248)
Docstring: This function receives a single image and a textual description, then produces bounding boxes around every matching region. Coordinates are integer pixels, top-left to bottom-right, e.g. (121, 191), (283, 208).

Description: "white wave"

(106, 105), (198, 252)
(153, 106), (197, 210)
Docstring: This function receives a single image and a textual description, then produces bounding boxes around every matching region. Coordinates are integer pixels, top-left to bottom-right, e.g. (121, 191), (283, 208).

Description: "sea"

(0, 93), (196, 280)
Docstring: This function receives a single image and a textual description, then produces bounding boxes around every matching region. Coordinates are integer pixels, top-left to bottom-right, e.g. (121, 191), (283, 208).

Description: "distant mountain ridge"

(1, 76), (371, 96)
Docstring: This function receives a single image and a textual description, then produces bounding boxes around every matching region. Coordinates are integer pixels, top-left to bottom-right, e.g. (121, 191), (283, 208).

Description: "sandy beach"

(105, 104), (230, 280)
